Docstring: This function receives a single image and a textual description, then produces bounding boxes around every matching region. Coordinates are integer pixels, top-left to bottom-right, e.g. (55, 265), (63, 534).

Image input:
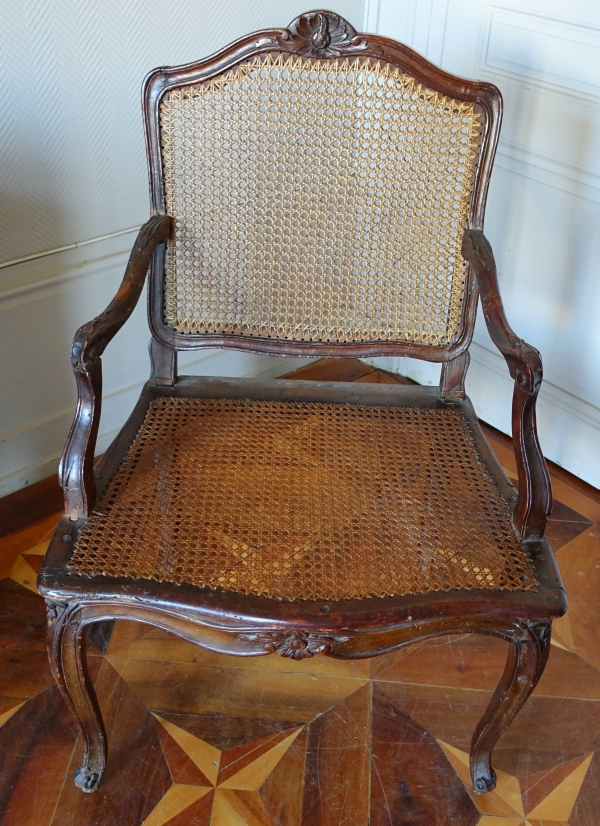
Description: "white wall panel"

(366, 0), (600, 487)
(0, 233), (316, 496)
(0, 2), (372, 495)
(484, 8), (600, 98)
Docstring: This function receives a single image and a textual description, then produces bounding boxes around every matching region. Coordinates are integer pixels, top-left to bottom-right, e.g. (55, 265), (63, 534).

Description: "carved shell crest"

(286, 11), (368, 57)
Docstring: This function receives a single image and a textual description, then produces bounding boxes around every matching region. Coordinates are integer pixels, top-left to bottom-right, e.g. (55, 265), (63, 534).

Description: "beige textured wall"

(0, 2), (365, 495)
(0, 1), (364, 263)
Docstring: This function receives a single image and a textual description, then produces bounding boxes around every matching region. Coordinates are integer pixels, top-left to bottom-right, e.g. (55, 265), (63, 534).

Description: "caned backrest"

(144, 12), (501, 358)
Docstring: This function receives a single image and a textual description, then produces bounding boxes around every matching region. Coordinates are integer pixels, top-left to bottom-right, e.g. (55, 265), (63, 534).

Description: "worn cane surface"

(0, 362), (599, 825)
(68, 397), (533, 599)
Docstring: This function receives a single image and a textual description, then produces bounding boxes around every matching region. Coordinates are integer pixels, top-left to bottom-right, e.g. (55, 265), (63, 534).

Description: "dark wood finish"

(40, 586), (563, 798)
(0, 685), (80, 821)
(143, 10), (501, 361)
(302, 684), (370, 824)
(440, 351), (470, 399)
(0, 476), (62, 540)
(59, 215), (171, 521)
(86, 620), (116, 655)
(46, 601), (106, 792)
(40, 378), (565, 796)
(462, 229), (552, 541)
(148, 336), (177, 386)
(469, 619), (551, 793)
(369, 684), (479, 823)
(1, 414), (597, 824)
(39, 11), (564, 803)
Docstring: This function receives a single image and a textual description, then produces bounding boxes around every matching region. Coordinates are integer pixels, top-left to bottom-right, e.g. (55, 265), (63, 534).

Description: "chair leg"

(470, 619), (551, 794)
(46, 600), (107, 793)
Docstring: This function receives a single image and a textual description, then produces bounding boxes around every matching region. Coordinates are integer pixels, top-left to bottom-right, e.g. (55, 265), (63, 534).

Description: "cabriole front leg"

(46, 601), (107, 792)
(470, 619), (551, 794)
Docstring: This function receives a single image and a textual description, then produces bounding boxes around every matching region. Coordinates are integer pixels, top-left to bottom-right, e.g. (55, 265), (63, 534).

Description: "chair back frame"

(142, 10), (502, 361)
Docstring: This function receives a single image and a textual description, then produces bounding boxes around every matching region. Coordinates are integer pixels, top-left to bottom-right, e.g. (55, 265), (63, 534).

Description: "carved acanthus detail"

(285, 12), (369, 57)
(527, 620), (551, 651)
(239, 629), (347, 659)
(46, 601), (68, 624)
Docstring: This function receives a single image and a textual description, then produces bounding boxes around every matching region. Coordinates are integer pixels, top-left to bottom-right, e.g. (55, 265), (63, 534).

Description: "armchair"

(39, 10), (566, 800)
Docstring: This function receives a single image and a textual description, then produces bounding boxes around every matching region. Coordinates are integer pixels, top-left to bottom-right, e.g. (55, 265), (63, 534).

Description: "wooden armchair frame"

(39, 10), (566, 799)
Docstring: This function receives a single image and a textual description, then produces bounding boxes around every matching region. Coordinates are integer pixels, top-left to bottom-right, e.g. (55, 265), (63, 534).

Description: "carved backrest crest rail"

(143, 10), (502, 360)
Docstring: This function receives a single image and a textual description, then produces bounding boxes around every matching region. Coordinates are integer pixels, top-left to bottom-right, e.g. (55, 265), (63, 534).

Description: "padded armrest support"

(461, 228), (551, 540)
(60, 214), (172, 520)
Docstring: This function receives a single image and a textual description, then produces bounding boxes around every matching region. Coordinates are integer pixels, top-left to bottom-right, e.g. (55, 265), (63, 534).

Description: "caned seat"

(40, 10), (566, 800)
(70, 397), (534, 600)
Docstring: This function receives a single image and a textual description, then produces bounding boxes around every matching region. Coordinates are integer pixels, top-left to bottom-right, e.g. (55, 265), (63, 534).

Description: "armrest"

(60, 214), (172, 520)
(461, 228), (551, 541)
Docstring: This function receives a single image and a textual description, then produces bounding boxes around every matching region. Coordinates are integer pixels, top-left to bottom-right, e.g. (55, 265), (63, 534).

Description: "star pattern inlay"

(143, 715), (304, 825)
(438, 739), (593, 825)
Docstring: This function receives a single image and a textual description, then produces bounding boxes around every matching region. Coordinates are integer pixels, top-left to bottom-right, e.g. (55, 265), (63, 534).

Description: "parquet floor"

(0, 359), (599, 825)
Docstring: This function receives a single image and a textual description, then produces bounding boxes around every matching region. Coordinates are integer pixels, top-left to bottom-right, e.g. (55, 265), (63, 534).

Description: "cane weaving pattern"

(69, 398), (535, 600)
(160, 54), (482, 345)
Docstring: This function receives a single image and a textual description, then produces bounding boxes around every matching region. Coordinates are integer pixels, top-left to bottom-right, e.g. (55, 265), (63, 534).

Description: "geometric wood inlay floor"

(0, 359), (599, 826)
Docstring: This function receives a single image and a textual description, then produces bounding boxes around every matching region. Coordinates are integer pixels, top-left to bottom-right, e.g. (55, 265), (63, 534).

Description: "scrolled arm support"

(461, 228), (551, 540)
(60, 214), (172, 520)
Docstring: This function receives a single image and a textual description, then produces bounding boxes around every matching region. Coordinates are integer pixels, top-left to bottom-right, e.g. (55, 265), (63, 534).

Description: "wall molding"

(361, 0), (600, 488)
(468, 342), (600, 488)
(476, 5), (600, 200)
(368, 0), (600, 204)
(481, 65), (600, 109)
(481, 5), (600, 105)
(0, 346), (313, 497)
(364, 0), (450, 65)
(5, 0), (599, 494)
(0, 225), (141, 271)
(0, 0), (365, 264)
(495, 140), (600, 204)
(0, 228), (139, 306)
(470, 340), (600, 431)
(363, 0), (383, 32)
(0, 228), (316, 498)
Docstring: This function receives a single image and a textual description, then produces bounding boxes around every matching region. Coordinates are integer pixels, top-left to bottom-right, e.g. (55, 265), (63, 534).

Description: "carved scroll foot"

(470, 620), (551, 794)
(46, 601), (107, 793)
(472, 764), (497, 795)
(74, 764), (102, 793)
